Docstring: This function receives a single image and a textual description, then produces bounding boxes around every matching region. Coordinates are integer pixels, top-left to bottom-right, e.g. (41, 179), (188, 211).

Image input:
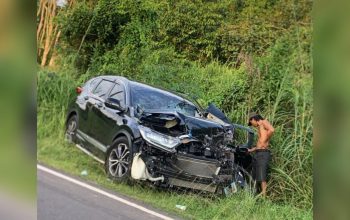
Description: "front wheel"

(105, 137), (132, 182)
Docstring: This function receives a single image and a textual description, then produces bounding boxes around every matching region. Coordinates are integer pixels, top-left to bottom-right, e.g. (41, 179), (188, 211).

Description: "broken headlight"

(139, 125), (181, 149)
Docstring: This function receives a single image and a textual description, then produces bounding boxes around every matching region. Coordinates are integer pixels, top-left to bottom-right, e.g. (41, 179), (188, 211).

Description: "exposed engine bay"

(131, 103), (255, 194)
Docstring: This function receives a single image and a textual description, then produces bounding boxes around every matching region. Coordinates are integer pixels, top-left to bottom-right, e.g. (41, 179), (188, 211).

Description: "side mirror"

(105, 97), (125, 112)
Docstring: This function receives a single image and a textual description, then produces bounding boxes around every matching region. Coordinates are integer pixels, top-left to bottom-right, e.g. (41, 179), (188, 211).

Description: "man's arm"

(248, 146), (257, 153)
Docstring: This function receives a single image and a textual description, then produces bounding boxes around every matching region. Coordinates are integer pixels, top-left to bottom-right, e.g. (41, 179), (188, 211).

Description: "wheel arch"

(109, 129), (134, 152)
(66, 110), (78, 127)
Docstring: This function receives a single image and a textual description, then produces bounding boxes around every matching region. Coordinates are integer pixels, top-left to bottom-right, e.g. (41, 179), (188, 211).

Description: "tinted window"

(83, 78), (100, 92)
(92, 80), (114, 98)
(109, 83), (125, 106)
(90, 78), (100, 89)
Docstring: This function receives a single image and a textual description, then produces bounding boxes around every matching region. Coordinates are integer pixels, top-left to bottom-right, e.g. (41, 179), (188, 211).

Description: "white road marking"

(37, 164), (174, 220)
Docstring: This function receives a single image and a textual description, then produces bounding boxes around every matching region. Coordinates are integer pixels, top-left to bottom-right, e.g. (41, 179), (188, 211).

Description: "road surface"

(37, 165), (180, 220)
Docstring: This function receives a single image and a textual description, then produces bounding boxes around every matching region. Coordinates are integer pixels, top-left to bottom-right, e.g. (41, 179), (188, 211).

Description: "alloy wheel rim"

(108, 143), (129, 177)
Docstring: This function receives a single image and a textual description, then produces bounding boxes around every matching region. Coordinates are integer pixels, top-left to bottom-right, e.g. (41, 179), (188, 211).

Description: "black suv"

(65, 75), (255, 194)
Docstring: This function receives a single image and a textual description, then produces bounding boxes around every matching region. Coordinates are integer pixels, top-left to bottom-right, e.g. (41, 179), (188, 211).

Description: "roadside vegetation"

(37, 0), (312, 219)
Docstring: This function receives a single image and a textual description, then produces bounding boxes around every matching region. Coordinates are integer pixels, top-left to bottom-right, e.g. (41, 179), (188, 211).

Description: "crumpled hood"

(138, 110), (225, 139)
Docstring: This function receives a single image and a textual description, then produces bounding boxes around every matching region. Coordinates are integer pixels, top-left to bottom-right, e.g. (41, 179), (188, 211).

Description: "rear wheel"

(105, 137), (132, 182)
(65, 115), (78, 144)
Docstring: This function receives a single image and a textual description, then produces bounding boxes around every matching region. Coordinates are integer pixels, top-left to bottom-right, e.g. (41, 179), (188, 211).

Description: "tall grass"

(267, 84), (312, 208)
(37, 71), (79, 138)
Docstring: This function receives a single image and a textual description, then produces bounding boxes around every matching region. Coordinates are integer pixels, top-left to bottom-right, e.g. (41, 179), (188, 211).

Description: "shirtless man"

(247, 112), (275, 196)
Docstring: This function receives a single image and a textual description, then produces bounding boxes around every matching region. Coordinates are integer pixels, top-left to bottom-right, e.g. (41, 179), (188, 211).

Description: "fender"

(109, 129), (135, 152)
(65, 108), (78, 126)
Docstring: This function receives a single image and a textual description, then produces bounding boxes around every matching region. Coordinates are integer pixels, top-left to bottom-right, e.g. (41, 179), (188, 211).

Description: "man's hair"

(250, 114), (264, 121)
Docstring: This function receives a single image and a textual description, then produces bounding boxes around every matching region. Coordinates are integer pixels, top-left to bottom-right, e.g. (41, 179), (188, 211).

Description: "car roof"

(97, 75), (171, 93)
(97, 75), (197, 106)
(98, 75), (129, 83)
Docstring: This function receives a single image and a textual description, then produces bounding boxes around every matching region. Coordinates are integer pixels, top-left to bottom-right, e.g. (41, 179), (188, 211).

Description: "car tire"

(65, 114), (78, 144)
(105, 136), (132, 182)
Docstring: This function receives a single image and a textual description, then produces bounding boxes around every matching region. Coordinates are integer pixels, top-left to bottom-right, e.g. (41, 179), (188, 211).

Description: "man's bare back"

(256, 120), (274, 149)
(248, 117), (274, 152)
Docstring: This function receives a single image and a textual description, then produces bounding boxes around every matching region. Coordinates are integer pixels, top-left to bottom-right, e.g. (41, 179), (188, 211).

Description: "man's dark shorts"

(252, 149), (271, 182)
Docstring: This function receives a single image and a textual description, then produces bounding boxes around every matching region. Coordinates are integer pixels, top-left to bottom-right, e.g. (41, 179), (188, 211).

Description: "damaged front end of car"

(130, 104), (255, 195)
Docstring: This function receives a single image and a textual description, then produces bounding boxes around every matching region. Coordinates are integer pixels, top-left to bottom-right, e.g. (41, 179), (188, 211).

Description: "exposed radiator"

(175, 154), (219, 178)
(168, 178), (217, 193)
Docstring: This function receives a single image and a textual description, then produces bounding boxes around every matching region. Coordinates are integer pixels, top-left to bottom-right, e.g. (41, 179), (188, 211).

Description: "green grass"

(38, 136), (312, 220)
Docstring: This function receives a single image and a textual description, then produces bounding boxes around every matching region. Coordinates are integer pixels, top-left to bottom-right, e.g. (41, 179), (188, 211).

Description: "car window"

(109, 83), (125, 106)
(83, 78), (100, 92)
(92, 80), (114, 98)
(90, 78), (100, 89)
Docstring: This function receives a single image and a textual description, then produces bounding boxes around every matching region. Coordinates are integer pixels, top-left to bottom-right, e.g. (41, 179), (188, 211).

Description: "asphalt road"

(38, 165), (180, 220)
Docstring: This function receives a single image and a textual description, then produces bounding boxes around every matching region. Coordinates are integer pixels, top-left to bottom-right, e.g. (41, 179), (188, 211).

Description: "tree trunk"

(48, 30), (61, 67)
(40, 0), (56, 66)
(37, 0), (76, 66)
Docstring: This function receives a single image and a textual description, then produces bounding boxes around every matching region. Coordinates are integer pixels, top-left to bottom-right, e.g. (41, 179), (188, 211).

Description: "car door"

(88, 81), (126, 158)
(76, 78), (101, 134)
(84, 79), (114, 153)
(89, 82), (126, 144)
